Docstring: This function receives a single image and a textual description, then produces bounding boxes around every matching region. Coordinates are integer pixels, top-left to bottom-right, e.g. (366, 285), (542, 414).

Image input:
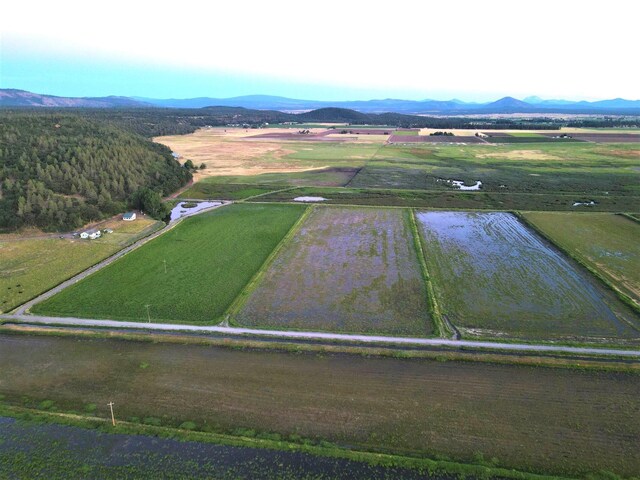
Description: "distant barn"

(123, 212), (137, 221)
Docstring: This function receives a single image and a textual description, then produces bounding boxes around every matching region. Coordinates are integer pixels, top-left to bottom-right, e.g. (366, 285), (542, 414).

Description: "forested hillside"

(0, 113), (191, 231)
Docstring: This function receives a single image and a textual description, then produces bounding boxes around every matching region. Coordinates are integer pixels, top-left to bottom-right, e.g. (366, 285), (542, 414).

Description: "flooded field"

(236, 207), (432, 336)
(1, 334), (639, 476)
(0, 418), (433, 480)
(416, 211), (640, 340)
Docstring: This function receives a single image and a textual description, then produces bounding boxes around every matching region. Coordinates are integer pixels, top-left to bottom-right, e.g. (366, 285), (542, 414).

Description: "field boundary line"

(223, 205), (314, 322)
(240, 186), (299, 202)
(514, 212), (640, 318)
(619, 212), (640, 225)
(343, 142), (387, 188)
(409, 209), (455, 339)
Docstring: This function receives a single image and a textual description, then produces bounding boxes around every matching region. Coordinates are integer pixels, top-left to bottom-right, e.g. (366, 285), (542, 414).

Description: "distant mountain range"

(0, 89), (151, 108)
(2, 88), (640, 115)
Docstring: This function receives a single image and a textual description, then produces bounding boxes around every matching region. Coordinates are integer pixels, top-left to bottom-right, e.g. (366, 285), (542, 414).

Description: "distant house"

(81, 229), (101, 240)
(123, 212), (136, 221)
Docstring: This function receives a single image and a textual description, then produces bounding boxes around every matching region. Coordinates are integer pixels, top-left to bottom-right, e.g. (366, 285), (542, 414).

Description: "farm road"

(3, 314), (640, 358)
(12, 201), (231, 315)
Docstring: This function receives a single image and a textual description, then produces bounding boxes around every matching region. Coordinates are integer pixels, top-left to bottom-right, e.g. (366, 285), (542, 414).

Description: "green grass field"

(32, 204), (306, 323)
(256, 186), (638, 211)
(0, 239), (117, 313)
(523, 212), (640, 307)
(0, 219), (163, 313)
(415, 211), (640, 341)
(365, 142), (640, 195)
(1, 333), (639, 477)
(235, 207), (432, 336)
(178, 182), (279, 200)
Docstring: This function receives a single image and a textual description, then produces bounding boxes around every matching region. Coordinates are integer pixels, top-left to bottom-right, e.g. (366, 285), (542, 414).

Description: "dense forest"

(0, 113), (191, 231)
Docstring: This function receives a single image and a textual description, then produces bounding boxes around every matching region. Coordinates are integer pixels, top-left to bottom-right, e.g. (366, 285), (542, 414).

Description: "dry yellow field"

(155, 128), (329, 178)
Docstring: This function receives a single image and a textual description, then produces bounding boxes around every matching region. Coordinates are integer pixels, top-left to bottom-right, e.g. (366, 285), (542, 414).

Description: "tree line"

(0, 113), (191, 232)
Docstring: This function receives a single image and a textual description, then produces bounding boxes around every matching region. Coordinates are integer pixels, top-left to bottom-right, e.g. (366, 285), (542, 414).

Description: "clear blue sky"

(1, 50), (445, 101)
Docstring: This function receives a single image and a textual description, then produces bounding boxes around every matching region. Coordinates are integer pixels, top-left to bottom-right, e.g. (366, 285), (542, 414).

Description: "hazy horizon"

(2, 0), (639, 102)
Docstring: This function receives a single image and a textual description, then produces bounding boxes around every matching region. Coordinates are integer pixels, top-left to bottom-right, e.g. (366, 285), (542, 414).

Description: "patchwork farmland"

(32, 204), (306, 323)
(235, 206), (432, 336)
(415, 211), (640, 341)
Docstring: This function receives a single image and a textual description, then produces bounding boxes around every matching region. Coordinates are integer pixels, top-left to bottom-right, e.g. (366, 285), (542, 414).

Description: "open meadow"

(235, 207), (432, 336)
(167, 128), (640, 212)
(0, 217), (162, 313)
(415, 211), (640, 341)
(522, 212), (640, 308)
(1, 333), (639, 477)
(32, 204), (306, 323)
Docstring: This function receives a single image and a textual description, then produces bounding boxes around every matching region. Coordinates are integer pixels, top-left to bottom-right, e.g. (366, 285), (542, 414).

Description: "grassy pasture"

(192, 166), (361, 187)
(256, 186), (637, 212)
(522, 212), (640, 307)
(32, 204), (306, 323)
(366, 142), (640, 195)
(236, 207), (432, 336)
(1, 333), (639, 477)
(178, 182), (279, 200)
(484, 136), (581, 144)
(416, 211), (640, 341)
(0, 218), (162, 313)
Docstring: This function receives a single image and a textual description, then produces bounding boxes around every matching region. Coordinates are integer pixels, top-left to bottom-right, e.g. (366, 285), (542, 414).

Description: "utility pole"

(145, 304), (151, 323)
(107, 401), (116, 426)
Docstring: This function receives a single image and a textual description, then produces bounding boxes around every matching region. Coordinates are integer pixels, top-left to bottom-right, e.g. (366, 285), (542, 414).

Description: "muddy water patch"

(170, 201), (223, 221)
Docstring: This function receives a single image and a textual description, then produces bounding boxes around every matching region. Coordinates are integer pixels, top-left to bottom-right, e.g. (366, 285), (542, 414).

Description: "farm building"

(80, 229), (101, 240)
(123, 212), (137, 221)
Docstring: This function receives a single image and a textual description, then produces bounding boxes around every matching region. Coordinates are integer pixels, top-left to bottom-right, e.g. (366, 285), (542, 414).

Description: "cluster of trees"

(430, 131), (455, 136)
(0, 113), (191, 231)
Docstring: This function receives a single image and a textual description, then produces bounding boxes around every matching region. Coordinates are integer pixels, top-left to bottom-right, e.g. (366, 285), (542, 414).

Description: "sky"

(1, 0), (639, 102)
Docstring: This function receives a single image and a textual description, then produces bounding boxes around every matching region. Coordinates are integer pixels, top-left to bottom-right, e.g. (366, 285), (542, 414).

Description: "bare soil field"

(236, 207), (432, 336)
(244, 132), (349, 142)
(389, 135), (485, 143)
(1, 333), (639, 477)
(416, 211), (640, 341)
(540, 133), (640, 143)
(475, 149), (561, 161)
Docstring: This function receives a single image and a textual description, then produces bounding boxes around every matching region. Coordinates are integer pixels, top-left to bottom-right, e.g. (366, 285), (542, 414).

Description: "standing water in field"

(416, 211), (639, 340)
(169, 201), (223, 222)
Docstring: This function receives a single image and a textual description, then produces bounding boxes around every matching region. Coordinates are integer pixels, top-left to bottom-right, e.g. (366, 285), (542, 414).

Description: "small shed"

(123, 212), (137, 221)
